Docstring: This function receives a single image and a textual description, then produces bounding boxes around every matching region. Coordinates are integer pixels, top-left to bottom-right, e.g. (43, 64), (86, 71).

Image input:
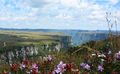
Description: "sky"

(0, 0), (120, 30)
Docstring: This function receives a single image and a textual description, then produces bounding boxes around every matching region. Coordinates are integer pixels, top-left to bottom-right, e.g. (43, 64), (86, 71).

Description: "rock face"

(0, 35), (72, 64)
(63, 32), (110, 46)
(41, 35), (72, 51)
(52, 35), (72, 49)
(0, 46), (38, 64)
(42, 43), (62, 52)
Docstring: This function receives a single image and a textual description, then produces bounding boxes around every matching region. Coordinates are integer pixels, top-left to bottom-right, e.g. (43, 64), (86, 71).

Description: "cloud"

(55, 13), (73, 20)
(25, 0), (58, 8)
(60, 0), (80, 7)
(0, 0), (119, 30)
(108, 0), (119, 5)
(0, 17), (10, 21)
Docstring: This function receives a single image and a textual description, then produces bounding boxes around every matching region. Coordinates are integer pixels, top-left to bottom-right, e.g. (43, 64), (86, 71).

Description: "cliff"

(52, 35), (72, 49)
(0, 46), (38, 64)
(0, 31), (72, 63)
(41, 35), (72, 51)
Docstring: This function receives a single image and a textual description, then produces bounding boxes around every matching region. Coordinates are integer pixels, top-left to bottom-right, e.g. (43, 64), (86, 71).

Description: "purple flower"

(108, 51), (111, 54)
(84, 64), (90, 70)
(101, 59), (104, 62)
(115, 51), (120, 59)
(22, 65), (26, 68)
(98, 65), (104, 71)
(32, 64), (37, 68)
(54, 68), (66, 74)
(54, 61), (66, 74)
(87, 60), (91, 63)
(26, 71), (30, 74)
(47, 55), (52, 61)
(80, 62), (85, 67)
(19, 66), (22, 69)
(57, 61), (66, 69)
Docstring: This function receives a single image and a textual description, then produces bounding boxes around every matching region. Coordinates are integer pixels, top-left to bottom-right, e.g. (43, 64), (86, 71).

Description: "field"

(0, 30), (120, 74)
(0, 30), (67, 52)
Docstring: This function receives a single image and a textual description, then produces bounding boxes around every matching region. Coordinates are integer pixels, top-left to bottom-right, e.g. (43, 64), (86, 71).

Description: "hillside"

(66, 36), (120, 57)
(0, 30), (72, 53)
(0, 32), (120, 73)
(0, 28), (119, 46)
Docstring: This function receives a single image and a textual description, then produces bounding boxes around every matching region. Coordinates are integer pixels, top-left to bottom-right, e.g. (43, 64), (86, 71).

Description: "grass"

(0, 34), (120, 73)
(0, 30), (67, 52)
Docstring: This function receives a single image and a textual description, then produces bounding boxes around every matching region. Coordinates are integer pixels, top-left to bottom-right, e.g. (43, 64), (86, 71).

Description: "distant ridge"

(0, 28), (119, 46)
(0, 27), (119, 33)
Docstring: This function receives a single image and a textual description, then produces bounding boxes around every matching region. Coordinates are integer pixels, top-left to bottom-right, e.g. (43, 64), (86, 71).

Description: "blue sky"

(0, 0), (120, 30)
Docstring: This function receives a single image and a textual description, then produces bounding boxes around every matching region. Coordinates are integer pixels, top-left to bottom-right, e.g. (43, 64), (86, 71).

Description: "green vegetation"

(0, 36), (120, 74)
(0, 30), (66, 52)
(0, 29), (120, 73)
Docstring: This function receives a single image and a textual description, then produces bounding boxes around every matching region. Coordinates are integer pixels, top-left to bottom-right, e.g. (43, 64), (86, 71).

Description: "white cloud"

(13, 16), (28, 21)
(0, 17), (10, 21)
(0, 0), (119, 30)
(25, 0), (59, 8)
(56, 14), (73, 20)
(60, 0), (79, 7)
(108, 0), (119, 5)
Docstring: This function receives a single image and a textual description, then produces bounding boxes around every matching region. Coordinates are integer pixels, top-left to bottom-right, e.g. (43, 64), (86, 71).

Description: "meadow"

(0, 30), (67, 53)
(0, 30), (120, 74)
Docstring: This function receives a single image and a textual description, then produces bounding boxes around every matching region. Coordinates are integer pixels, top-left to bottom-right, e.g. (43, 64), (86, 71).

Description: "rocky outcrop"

(42, 35), (72, 51)
(0, 46), (38, 64)
(52, 35), (72, 49)
(42, 43), (61, 52)
(0, 35), (72, 64)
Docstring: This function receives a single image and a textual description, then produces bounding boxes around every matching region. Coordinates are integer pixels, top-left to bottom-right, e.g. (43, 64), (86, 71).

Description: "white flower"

(92, 54), (96, 56)
(98, 54), (106, 57)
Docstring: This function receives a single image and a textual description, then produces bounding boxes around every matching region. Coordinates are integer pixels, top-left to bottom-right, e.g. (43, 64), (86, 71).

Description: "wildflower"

(84, 64), (90, 70)
(98, 54), (106, 57)
(108, 51), (111, 54)
(52, 71), (56, 74)
(54, 61), (66, 74)
(22, 64), (26, 68)
(87, 60), (91, 63)
(26, 71), (30, 74)
(98, 65), (104, 71)
(19, 64), (23, 69)
(54, 68), (66, 74)
(47, 55), (52, 61)
(91, 54), (96, 56)
(80, 62), (85, 67)
(32, 64), (38, 69)
(71, 68), (79, 72)
(57, 61), (66, 69)
(101, 59), (104, 62)
(115, 51), (120, 59)
(70, 66), (79, 72)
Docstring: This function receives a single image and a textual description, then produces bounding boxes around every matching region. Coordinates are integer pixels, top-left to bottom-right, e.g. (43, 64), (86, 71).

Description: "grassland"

(0, 30), (66, 52)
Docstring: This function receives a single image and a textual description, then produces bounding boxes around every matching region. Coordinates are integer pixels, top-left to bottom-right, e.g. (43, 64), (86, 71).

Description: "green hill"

(0, 30), (68, 52)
